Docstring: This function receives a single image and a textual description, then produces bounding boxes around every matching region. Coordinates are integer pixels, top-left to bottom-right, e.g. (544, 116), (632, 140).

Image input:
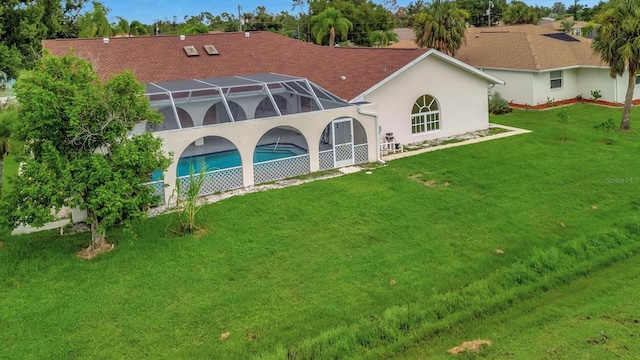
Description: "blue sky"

(103, 0), (603, 25)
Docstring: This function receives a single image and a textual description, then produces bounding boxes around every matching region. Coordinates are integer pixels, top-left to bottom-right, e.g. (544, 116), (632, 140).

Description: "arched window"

(411, 95), (440, 134)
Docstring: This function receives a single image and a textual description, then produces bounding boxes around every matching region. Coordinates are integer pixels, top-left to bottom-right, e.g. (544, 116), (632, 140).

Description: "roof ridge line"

(526, 33), (541, 70)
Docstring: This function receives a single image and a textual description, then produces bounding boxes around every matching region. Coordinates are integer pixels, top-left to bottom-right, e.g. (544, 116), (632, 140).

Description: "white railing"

(354, 144), (368, 164)
(142, 179), (166, 205)
(319, 150), (334, 170)
(254, 154), (310, 184)
(177, 166), (243, 197)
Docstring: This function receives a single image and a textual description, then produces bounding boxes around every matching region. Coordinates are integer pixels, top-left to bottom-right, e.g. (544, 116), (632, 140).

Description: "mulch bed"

(509, 98), (640, 110)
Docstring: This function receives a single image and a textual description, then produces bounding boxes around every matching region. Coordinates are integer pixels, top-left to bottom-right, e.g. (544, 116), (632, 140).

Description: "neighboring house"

(455, 25), (640, 106)
(390, 28), (418, 49)
(538, 17), (591, 37)
(43, 32), (502, 201)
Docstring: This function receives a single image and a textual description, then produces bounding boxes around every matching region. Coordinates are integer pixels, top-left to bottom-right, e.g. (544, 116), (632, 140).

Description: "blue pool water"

(152, 145), (306, 180)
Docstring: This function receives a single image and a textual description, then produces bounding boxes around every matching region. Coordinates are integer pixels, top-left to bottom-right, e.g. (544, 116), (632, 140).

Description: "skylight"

(183, 46), (199, 57)
(203, 45), (219, 55)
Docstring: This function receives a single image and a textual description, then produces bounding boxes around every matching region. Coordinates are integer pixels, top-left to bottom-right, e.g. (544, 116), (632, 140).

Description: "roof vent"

(203, 45), (219, 55)
(244, 32), (250, 38)
(180, 34), (186, 40)
(103, 37), (109, 44)
(183, 46), (199, 57)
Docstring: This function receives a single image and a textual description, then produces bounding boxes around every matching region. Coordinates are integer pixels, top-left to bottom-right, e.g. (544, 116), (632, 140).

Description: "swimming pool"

(152, 144), (307, 180)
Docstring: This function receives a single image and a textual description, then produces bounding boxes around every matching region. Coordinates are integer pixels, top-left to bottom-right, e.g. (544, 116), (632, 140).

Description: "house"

(537, 17), (591, 37)
(43, 32), (502, 201)
(455, 25), (640, 106)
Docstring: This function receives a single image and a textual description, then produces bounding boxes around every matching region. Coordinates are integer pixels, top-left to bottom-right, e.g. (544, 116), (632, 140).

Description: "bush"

(488, 92), (512, 115)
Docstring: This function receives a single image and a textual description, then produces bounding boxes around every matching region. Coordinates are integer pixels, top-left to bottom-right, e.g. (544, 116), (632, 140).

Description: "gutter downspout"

(357, 106), (386, 164)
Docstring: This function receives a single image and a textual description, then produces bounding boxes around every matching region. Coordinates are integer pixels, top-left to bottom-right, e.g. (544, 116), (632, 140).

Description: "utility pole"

(237, 5), (242, 32)
(486, 1), (494, 27)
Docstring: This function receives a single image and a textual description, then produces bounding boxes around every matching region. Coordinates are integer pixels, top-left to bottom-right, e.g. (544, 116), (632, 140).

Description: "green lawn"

(396, 251), (640, 359)
(1, 104), (639, 359)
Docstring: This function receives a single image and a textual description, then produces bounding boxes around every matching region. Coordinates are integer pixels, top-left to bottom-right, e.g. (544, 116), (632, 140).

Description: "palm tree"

(502, 1), (539, 25)
(592, 0), (640, 130)
(369, 30), (399, 47)
(560, 18), (577, 33)
(413, 0), (469, 56)
(311, 7), (353, 47)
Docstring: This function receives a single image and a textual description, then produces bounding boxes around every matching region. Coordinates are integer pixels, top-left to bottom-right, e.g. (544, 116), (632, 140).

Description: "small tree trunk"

(90, 220), (107, 251)
(329, 26), (335, 47)
(621, 70), (635, 130)
(78, 211), (113, 259)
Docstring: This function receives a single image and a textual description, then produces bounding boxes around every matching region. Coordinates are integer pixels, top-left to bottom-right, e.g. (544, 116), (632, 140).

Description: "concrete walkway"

(382, 124), (531, 161)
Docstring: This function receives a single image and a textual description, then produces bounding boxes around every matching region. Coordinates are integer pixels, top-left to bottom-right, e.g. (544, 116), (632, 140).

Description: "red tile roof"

(42, 32), (429, 101)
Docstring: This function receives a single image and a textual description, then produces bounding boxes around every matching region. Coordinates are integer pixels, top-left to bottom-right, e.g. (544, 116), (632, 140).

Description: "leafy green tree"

(0, 0), (51, 76)
(413, 0), (469, 56)
(0, 106), (17, 158)
(77, 1), (113, 38)
(580, 1), (607, 21)
(113, 16), (131, 36)
(503, 1), (538, 25)
(307, 1), (394, 46)
(552, 1), (567, 16)
(531, 4), (552, 20)
(455, 0), (507, 27)
(0, 54), (171, 256)
(369, 29), (399, 46)
(129, 20), (148, 36)
(591, 0), (640, 130)
(242, 6), (285, 32)
(311, 6), (353, 46)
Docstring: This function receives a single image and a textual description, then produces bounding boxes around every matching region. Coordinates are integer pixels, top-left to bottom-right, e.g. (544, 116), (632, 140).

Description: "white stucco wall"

(577, 68), (617, 102)
(365, 55), (492, 145)
(613, 71), (640, 103)
(539, 68), (580, 105)
(485, 67), (640, 105)
(484, 69), (534, 104)
(154, 106), (377, 201)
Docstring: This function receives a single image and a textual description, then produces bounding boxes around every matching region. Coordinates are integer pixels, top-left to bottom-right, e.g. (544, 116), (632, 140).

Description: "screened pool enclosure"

(143, 73), (376, 203)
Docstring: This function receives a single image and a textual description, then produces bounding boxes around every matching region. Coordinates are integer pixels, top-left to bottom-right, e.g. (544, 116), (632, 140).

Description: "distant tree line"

(0, 0), (624, 79)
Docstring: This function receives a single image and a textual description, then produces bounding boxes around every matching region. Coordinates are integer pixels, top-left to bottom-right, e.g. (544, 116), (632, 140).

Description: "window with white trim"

(411, 95), (440, 134)
(550, 70), (563, 89)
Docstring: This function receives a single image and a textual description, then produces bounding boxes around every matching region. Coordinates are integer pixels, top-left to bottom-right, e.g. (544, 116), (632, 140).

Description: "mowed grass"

(396, 251), (640, 359)
(0, 104), (639, 359)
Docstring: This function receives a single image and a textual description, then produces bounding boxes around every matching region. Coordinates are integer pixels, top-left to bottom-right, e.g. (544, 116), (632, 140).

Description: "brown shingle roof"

(454, 25), (605, 71)
(42, 32), (429, 101)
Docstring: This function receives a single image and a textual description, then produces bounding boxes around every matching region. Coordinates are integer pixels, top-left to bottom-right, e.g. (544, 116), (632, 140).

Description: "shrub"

(557, 109), (569, 141)
(488, 92), (512, 115)
(594, 118), (616, 144)
(591, 89), (602, 101)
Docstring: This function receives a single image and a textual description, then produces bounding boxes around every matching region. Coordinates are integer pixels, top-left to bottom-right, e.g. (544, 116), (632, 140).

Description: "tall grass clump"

(170, 164), (207, 234)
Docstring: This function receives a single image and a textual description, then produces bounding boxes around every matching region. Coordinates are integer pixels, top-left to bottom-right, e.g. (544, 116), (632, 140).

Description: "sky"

(103, 0), (603, 25)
